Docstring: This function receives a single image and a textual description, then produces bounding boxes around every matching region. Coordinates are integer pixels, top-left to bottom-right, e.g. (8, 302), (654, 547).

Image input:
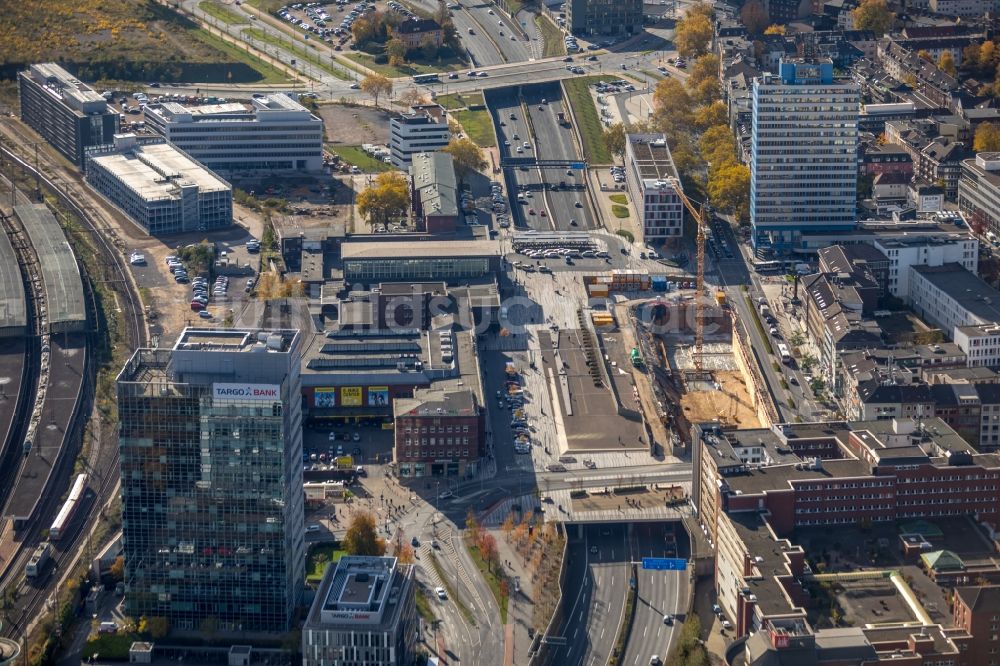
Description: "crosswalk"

(481, 495), (540, 526)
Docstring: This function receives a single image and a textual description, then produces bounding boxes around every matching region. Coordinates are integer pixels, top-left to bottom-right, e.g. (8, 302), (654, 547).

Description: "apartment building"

(143, 93), (324, 174)
(389, 104), (450, 168)
(393, 388), (485, 478)
(85, 134), (232, 235)
(623, 134), (684, 244)
(17, 63), (118, 166)
(750, 58), (860, 252)
(872, 234), (978, 299)
(909, 264), (1000, 363)
(116, 328), (306, 631)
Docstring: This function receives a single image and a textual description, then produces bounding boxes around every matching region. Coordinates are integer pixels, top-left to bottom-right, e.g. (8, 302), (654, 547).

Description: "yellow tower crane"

(674, 189), (708, 370)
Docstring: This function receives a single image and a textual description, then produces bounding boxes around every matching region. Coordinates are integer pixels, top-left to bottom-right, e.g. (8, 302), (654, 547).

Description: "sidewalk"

(494, 530), (537, 666)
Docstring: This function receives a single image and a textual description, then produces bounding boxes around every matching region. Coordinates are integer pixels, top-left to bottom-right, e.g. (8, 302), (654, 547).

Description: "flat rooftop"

(149, 93), (315, 123)
(306, 555), (410, 629)
(0, 228), (27, 334)
(25, 63), (107, 113)
(174, 328), (298, 353)
(88, 140), (230, 200)
(13, 205), (86, 329)
(627, 133), (681, 185)
(912, 263), (1000, 324)
(341, 240), (500, 260)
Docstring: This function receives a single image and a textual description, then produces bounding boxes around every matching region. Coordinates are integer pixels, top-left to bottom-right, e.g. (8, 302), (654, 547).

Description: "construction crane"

(674, 188), (708, 370)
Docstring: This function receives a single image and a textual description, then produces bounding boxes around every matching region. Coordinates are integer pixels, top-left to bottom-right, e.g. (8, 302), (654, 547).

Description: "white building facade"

(624, 134), (684, 243)
(873, 235), (978, 298)
(143, 93), (324, 174)
(389, 104), (450, 168)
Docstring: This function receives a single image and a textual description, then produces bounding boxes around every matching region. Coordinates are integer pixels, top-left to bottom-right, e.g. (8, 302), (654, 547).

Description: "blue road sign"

(642, 557), (687, 571)
(570, 162), (586, 170)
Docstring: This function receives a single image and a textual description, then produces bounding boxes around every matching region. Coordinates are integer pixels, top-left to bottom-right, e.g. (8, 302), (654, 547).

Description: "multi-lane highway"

(457, 0), (533, 63)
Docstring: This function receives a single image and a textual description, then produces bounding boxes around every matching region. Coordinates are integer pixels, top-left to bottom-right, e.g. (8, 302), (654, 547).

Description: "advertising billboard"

(212, 383), (280, 402)
(341, 386), (362, 406)
(368, 386), (389, 406)
(314, 388), (337, 408)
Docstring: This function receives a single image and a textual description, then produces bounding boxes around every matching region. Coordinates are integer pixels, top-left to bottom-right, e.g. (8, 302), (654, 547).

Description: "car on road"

(789, 376), (799, 385)
(540, 210), (547, 217)
(436, 586), (447, 599)
(516, 146), (523, 153)
(528, 208), (535, 215)
(575, 201), (582, 208)
(440, 489), (454, 499)
(722, 619), (732, 630)
(198, 310), (212, 319)
(328, 431), (337, 442)
(411, 536), (420, 547)
(663, 614), (674, 625)
(570, 219), (577, 226)
(129, 251), (146, 265)
(650, 657), (661, 666)
(352, 431), (360, 441)
(448, 72), (459, 79)
(349, 82), (360, 89)
(589, 545), (598, 554)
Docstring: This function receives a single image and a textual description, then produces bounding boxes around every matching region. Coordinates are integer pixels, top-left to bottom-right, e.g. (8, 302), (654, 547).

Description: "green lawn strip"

(306, 543), (346, 582)
(243, 27), (350, 80)
(562, 75), (616, 164)
(436, 91), (484, 110)
(189, 28), (290, 83)
(83, 634), (135, 660)
(467, 543), (509, 624)
(344, 52), (466, 78)
(415, 585), (437, 623)
(200, 0), (248, 24)
(327, 144), (397, 173)
(244, 0), (285, 13)
(429, 552), (477, 626)
(745, 295), (775, 355)
(535, 14), (565, 59)
(612, 204), (629, 218)
(454, 109), (497, 147)
(609, 194), (627, 204)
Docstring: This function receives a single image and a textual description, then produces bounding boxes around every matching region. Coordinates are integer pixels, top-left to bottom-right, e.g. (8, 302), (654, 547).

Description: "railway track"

(0, 131), (146, 642)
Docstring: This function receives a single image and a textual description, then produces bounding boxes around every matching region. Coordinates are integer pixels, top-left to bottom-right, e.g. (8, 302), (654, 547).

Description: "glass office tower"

(116, 328), (305, 632)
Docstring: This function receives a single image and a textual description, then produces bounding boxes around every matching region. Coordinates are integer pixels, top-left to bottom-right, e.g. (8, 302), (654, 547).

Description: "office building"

(116, 328), (306, 632)
(85, 134), (232, 235)
(341, 240), (500, 284)
(566, 0), (642, 37)
(393, 388), (485, 478)
(872, 233), (978, 298)
(410, 152), (459, 233)
(959, 153), (1000, 237)
(143, 93), (323, 174)
(302, 556), (415, 666)
(389, 105), (450, 168)
(750, 58), (860, 253)
(909, 264), (1000, 364)
(623, 134), (684, 244)
(17, 63), (119, 166)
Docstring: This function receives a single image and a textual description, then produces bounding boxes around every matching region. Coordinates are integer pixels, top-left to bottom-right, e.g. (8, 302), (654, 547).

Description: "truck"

(26, 542), (51, 579)
(630, 347), (644, 368)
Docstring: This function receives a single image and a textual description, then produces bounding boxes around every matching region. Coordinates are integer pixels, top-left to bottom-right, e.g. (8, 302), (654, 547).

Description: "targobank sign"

(212, 383), (280, 402)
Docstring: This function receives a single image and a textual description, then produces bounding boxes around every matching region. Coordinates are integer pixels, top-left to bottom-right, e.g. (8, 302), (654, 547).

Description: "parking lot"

(275, 0), (417, 50)
(303, 421), (395, 466)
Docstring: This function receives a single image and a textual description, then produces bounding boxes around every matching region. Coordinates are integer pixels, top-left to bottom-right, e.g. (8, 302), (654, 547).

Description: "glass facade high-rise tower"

(750, 58), (860, 254)
(116, 328), (305, 632)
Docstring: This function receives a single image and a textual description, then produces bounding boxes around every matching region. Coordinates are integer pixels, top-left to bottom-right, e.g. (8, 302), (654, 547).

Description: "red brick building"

(393, 388), (485, 478)
(954, 586), (1000, 666)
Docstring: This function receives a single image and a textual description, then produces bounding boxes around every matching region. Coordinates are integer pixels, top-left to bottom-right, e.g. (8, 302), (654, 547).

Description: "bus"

(776, 343), (792, 365)
(413, 73), (440, 84)
(752, 259), (786, 274)
(50, 474), (87, 540)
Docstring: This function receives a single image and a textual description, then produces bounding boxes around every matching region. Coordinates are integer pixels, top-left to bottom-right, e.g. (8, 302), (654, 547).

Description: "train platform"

(4, 333), (86, 521)
(0, 339), (26, 459)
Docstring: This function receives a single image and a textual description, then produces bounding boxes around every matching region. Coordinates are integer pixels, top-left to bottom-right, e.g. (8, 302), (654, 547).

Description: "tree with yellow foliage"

(687, 54), (720, 94)
(358, 171), (411, 229)
(675, 4), (714, 57)
(652, 78), (694, 134)
(699, 125), (738, 168)
(974, 122), (1000, 153)
(360, 73), (392, 108)
(939, 51), (956, 77)
(763, 24), (786, 35)
(442, 137), (488, 180)
(694, 101), (729, 131)
(917, 49), (932, 62)
(852, 0), (894, 35)
(708, 162), (751, 222)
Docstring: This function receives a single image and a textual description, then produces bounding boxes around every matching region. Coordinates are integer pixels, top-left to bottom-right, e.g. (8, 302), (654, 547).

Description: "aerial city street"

(2, 0), (1000, 664)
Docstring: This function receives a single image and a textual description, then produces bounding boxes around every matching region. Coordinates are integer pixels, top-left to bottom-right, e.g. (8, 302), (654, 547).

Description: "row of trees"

(674, 2), (714, 58)
(351, 6), (460, 66)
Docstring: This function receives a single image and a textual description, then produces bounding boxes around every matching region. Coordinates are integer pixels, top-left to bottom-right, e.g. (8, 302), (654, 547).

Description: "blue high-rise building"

(750, 58), (860, 254)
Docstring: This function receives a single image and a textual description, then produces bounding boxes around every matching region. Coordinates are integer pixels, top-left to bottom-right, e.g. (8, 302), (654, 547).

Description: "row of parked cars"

(497, 378), (530, 454)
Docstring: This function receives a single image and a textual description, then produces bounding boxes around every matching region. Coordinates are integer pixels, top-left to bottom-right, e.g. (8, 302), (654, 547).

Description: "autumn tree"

(675, 4), (714, 57)
(476, 532), (500, 572)
(687, 53), (720, 94)
(939, 51), (957, 77)
(694, 100), (728, 131)
(652, 78), (694, 135)
(708, 162), (751, 222)
(358, 171), (410, 228)
(386, 38), (407, 65)
(399, 87), (427, 107)
(392, 529), (416, 564)
(763, 24), (785, 35)
(442, 137), (487, 181)
(981, 41), (997, 71)
(352, 17), (377, 44)
(917, 49), (932, 62)
(360, 73), (392, 108)
(344, 512), (388, 556)
(699, 124), (738, 167)
(852, 0), (894, 35)
(974, 122), (1000, 153)
(740, 0), (770, 35)
(466, 509), (481, 543)
(603, 123), (627, 160)
(109, 555), (125, 581)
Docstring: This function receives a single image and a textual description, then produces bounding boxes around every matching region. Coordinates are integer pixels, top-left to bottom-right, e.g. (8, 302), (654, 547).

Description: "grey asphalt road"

(404, 0), (507, 67)
(550, 525), (630, 665)
(622, 523), (687, 666)
(458, 0), (533, 63)
(521, 84), (597, 230)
